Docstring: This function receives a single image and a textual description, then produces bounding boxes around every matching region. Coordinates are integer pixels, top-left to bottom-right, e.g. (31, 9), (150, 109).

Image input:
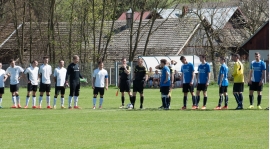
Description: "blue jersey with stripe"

(181, 62), (194, 83)
(160, 66), (170, 87)
(218, 63), (229, 86)
(197, 63), (211, 84)
(250, 60), (266, 82)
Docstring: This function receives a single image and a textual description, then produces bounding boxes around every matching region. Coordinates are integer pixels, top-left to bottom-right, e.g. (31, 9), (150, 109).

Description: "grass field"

(0, 84), (268, 149)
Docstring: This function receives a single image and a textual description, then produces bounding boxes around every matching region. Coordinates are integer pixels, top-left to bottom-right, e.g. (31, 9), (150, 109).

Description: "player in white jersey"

(38, 56), (52, 109)
(0, 63), (8, 108)
(53, 60), (67, 109)
(24, 60), (39, 109)
(6, 59), (24, 108)
(92, 61), (108, 109)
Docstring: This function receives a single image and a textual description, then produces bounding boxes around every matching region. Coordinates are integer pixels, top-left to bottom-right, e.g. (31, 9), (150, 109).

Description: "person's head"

(180, 56), (187, 64)
(0, 63), (2, 69)
(59, 60), (64, 68)
(121, 57), (127, 65)
(199, 55), (206, 63)
(232, 54), (240, 62)
(219, 57), (226, 64)
(73, 55), (79, 63)
(149, 67), (152, 72)
(138, 58), (143, 66)
(43, 56), (49, 64)
(255, 52), (260, 62)
(160, 59), (167, 67)
(10, 59), (15, 67)
(155, 70), (158, 74)
(98, 61), (103, 69)
(31, 60), (38, 67)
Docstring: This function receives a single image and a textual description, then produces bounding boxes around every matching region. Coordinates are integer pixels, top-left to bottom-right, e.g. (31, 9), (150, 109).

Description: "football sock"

(46, 96), (50, 106)
(162, 97), (166, 108)
(99, 98), (103, 106)
(61, 96), (64, 106)
(197, 96), (200, 105)
(225, 95), (228, 106)
(218, 95), (223, 107)
(0, 97), (2, 106)
(132, 96), (136, 108)
(74, 96), (78, 106)
(93, 97), (97, 106)
(32, 96), (36, 106)
(39, 96), (43, 106)
(257, 95), (262, 106)
(249, 95), (254, 105)
(140, 96), (144, 106)
(53, 97), (57, 107)
(129, 95), (132, 104)
(192, 96), (195, 106)
(203, 97), (207, 106)
(68, 96), (73, 107)
(16, 96), (20, 105)
(183, 96), (187, 107)
(25, 96), (30, 106)
(233, 93), (240, 106)
(168, 96), (171, 106)
(121, 96), (125, 106)
(238, 93), (243, 107)
(12, 96), (16, 106)
(192, 96), (196, 106)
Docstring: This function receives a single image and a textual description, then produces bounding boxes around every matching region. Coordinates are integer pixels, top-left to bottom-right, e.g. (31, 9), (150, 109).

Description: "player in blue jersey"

(196, 55), (211, 109)
(158, 59), (171, 110)
(180, 56), (196, 110)
(214, 57), (229, 110)
(248, 52), (266, 109)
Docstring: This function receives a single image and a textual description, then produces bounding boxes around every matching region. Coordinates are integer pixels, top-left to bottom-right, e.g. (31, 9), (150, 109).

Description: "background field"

(0, 84), (268, 149)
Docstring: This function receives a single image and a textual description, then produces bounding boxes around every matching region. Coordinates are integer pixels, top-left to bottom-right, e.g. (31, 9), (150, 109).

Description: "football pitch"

(0, 85), (268, 149)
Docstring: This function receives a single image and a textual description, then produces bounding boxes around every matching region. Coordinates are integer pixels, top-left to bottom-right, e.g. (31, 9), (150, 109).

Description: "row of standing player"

(117, 52), (266, 110)
(0, 55), (87, 109)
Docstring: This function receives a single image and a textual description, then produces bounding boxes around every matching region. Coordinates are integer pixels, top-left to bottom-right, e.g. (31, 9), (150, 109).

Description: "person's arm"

(172, 60), (177, 65)
(105, 73), (108, 90)
(155, 64), (162, 70)
(206, 65), (211, 86)
(53, 69), (57, 83)
(171, 72), (174, 84)
(219, 74), (224, 87)
(118, 75), (121, 88)
(248, 63), (253, 84)
(124, 66), (130, 75)
(190, 71), (194, 86)
(65, 65), (70, 83)
(164, 71), (169, 84)
(259, 62), (266, 85)
(232, 63), (238, 77)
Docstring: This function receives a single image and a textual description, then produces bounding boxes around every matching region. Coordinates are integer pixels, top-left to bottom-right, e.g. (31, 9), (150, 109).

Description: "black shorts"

(120, 80), (130, 92)
(10, 84), (19, 92)
(197, 84), (208, 91)
(39, 83), (51, 92)
(69, 83), (80, 96)
(133, 80), (144, 94)
(233, 83), (244, 92)
(27, 83), (38, 92)
(55, 86), (65, 95)
(160, 86), (170, 95)
(182, 83), (194, 93)
(0, 87), (4, 94)
(249, 82), (263, 91)
(219, 86), (228, 94)
(94, 87), (105, 95)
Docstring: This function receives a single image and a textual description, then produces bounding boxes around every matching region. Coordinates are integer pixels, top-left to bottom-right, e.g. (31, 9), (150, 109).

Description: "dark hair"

(31, 60), (38, 64)
(59, 59), (64, 63)
(160, 59), (167, 64)
(121, 57), (126, 61)
(9, 59), (15, 63)
(98, 61), (103, 65)
(43, 56), (49, 59)
(255, 52), (260, 56)
(199, 55), (206, 60)
(180, 56), (185, 60)
(232, 54), (240, 58)
(73, 55), (79, 60)
(220, 57), (226, 61)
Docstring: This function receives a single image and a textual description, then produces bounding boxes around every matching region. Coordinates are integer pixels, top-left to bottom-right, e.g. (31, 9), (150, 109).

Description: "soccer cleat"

(37, 106), (42, 109)
(32, 106), (37, 109)
(191, 105), (197, 109)
(47, 105), (52, 109)
(257, 106), (262, 110)
(248, 105), (254, 109)
(214, 106), (221, 110)
(68, 106), (72, 109)
(119, 105), (125, 109)
(140, 105), (143, 109)
(158, 105), (163, 109)
(74, 106), (81, 109)
(235, 106), (243, 110)
(17, 104), (21, 108)
(53, 106), (56, 109)
(266, 107), (269, 110)
(93, 106), (96, 109)
(201, 106), (206, 110)
(11, 105), (17, 108)
(181, 106), (186, 110)
(99, 106), (102, 109)
(221, 106), (228, 110)
(24, 106), (28, 109)
(61, 106), (66, 109)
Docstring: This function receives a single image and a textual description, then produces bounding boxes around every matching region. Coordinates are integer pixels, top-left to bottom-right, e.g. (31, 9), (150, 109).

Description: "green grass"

(0, 85), (268, 149)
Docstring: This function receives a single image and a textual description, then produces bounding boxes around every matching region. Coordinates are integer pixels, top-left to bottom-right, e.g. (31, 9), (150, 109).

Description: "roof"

(117, 11), (151, 20)
(240, 20), (269, 47)
(157, 9), (181, 19)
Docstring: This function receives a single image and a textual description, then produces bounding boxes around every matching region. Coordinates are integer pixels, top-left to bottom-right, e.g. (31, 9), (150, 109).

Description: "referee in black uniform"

(65, 55), (84, 109)
(118, 58), (132, 108)
(131, 58), (148, 109)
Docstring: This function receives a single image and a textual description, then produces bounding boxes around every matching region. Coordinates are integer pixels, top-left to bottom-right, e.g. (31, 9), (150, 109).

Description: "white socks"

(61, 98), (64, 106)
(32, 96), (36, 106)
(74, 96), (78, 106)
(46, 96), (50, 106)
(68, 96), (73, 107)
(39, 96), (43, 106)
(12, 96), (17, 106)
(25, 96), (30, 106)
(99, 98), (104, 106)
